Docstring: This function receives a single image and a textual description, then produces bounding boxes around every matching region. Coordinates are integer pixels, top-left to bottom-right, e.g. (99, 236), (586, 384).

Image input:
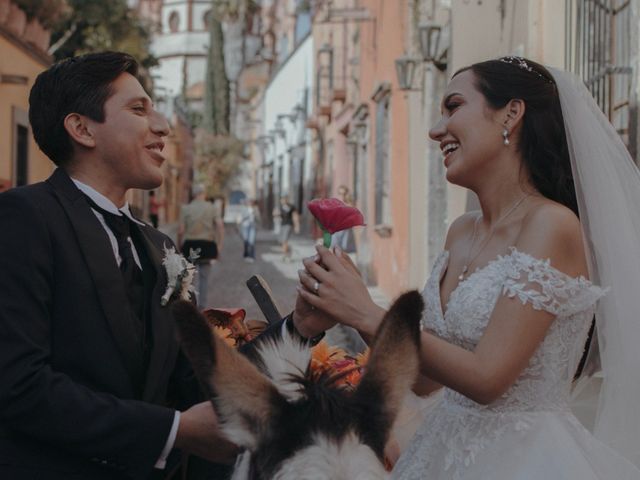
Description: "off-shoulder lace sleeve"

(501, 247), (607, 317)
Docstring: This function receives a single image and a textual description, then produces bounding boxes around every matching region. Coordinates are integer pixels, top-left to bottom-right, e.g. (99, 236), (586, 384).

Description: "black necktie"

(83, 196), (145, 322)
(84, 196), (139, 279)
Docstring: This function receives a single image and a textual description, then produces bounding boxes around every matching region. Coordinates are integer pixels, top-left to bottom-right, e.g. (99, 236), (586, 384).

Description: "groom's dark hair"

(29, 51), (139, 167)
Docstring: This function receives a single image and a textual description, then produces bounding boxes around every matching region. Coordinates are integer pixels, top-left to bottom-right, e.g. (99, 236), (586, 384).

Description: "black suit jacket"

(0, 169), (202, 479)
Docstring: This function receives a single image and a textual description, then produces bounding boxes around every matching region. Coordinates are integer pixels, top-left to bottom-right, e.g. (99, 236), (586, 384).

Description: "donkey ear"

(172, 300), (280, 450)
(353, 291), (423, 457)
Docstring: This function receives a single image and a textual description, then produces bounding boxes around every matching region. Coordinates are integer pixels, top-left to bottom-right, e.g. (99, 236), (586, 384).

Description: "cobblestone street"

(160, 223), (389, 352)
(160, 223), (314, 320)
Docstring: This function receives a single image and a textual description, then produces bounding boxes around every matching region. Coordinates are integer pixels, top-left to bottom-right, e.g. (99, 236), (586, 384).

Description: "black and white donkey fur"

(172, 291), (423, 480)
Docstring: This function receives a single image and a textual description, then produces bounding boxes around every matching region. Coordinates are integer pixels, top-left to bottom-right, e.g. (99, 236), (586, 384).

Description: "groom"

(0, 52), (236, 479)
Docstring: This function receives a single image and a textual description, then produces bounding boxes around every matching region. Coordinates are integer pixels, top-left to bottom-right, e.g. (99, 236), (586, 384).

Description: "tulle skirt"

(391, 396), (640, 480)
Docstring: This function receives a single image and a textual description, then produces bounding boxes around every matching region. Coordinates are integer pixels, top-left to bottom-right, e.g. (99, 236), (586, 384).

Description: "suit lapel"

(135, 224), (176, 402)
(48, 169), (144, 388)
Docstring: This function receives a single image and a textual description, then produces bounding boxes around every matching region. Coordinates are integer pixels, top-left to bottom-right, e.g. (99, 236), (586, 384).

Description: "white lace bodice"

(391, 248), (608, 479)
(422, 247), (606, 413)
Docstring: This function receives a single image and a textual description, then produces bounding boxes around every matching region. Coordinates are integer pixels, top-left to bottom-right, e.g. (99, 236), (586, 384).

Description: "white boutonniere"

(160, 245), (197, 306)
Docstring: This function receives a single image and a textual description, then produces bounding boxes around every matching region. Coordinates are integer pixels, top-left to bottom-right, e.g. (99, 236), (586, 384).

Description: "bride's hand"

(297, 245), (385, 340)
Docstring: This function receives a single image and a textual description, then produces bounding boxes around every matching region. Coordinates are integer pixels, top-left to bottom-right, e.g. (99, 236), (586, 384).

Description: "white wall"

(161, 2), (189, 34)
(151, 1), (211, 106)
(153, 57), (183, 97)
(185, 56), (207, 90)
(153, 31), (209, 57)
(264, 35), (314, 192)
(192, 2), (212, 31)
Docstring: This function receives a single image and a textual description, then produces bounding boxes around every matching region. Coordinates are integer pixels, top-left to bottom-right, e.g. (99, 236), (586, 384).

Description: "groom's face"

(88, 72), (170, 191)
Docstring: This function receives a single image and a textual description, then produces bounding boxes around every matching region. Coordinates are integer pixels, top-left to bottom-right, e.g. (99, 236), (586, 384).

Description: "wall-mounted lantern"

(318, 43), (334, 90)
(257, 134), (275, 145)
(418, 22), (448, 71)
(269, 128), (287, 141)
(277, 113), (296, 125)
(293, 103), (306, 119)
(395, 54), (420, 91)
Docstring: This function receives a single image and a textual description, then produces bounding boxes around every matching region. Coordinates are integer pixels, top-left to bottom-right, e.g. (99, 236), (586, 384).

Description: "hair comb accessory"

(499, 56), (554, 84)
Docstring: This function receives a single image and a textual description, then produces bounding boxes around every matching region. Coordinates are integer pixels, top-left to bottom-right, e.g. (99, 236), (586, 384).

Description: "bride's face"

(429, 70), (507, 188)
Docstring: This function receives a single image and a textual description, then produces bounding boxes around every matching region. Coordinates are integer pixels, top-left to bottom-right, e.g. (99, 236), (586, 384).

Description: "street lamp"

(257, 134), (275, 147)
(269, 128), (287, 140)
(418, 22), (448, 71)
(354, 120), (368, 144)
(293, 103), (306, 118)
(277, 113), (296, 124)
(395, 54), (420, 91)
(318, 42), (333, 57)
(318, 43), (334, 90)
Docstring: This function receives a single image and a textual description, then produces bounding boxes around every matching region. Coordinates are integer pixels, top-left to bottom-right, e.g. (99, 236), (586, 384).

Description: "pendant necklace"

(458, 194), (531, 281)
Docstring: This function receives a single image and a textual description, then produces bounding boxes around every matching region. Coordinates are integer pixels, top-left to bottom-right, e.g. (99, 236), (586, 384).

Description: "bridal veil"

(551, 67), (640, 468)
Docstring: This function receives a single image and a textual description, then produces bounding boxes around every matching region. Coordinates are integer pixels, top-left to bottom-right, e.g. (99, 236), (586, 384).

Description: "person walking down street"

(238, 199), (260, 262)
(148, 190), (162, 228)
(178, 184), (224, 307)
(279, 195), (300, 261)
(272, 204), (282, 234)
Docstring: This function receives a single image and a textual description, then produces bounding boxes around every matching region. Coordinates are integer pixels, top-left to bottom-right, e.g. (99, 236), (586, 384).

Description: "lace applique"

(501, 247), (607, 317)
(401, 248), (609, 479)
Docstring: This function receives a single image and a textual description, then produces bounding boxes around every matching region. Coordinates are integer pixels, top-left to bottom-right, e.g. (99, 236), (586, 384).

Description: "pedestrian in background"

(278, 195), (299, 261)
(178, 183), (224, 307)
(238, 198), (260, 262)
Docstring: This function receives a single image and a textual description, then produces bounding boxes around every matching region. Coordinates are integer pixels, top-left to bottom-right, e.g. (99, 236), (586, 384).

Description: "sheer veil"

(550, 67), (640, 467)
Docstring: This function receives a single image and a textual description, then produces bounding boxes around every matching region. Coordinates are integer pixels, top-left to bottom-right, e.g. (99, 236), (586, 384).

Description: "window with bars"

(565, 0), (634, 155)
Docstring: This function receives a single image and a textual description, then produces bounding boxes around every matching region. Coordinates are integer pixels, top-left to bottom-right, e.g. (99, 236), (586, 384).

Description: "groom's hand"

(294, 277), (336, 338)
(293, 246), (360, 338)
(175, 401), (239, 464)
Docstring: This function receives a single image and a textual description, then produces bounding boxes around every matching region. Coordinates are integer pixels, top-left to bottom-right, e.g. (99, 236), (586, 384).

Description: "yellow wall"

(0, 33), (52, 189)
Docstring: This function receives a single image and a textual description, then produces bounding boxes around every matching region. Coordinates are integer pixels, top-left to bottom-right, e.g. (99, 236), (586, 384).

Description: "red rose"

(307, 198), (365, 234)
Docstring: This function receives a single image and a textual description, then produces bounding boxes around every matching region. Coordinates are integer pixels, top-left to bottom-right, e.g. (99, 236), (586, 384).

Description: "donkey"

(172, 290), (424, 480)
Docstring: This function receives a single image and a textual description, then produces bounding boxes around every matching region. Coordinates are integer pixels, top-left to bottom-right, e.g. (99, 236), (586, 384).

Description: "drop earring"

(502, 129), (510, 146)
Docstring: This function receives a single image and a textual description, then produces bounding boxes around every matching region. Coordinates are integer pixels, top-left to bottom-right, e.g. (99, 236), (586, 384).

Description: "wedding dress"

(391, 247), (640, 480)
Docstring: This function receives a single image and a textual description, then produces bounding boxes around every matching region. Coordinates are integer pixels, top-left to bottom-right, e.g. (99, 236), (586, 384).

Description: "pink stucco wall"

(357, 0), (411, 299)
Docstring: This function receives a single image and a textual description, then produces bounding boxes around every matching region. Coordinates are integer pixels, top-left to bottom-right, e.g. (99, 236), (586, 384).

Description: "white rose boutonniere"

(160, 245), (197, 306)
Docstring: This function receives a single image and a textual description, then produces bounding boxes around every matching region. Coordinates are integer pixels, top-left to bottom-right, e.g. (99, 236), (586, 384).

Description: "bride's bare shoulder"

(444, 211), (481, 250)
(521, 200), (581, 237)
(516, 200), (587, 276)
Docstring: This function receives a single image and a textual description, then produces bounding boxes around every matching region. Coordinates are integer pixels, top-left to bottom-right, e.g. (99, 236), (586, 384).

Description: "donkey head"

(172, 291), (423, 480)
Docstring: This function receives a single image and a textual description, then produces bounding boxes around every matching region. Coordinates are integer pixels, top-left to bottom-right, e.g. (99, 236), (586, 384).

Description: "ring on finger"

(313, 280), (320, 294)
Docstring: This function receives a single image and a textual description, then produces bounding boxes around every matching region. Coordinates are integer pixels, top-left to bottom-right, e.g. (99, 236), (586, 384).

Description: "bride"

(291, 57), (640, 478)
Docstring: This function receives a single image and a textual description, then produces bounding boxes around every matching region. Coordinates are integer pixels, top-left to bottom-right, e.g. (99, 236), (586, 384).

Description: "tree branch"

(48, 23), (77, 55)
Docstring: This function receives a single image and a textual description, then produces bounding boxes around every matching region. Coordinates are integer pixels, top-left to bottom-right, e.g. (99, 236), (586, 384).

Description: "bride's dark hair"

(454, 58), (578, 216)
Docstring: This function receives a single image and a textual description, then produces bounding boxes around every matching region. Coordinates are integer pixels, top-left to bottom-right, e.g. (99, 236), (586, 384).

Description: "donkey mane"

(173, 290), (424, 480)
(242, 334), (370, 478)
